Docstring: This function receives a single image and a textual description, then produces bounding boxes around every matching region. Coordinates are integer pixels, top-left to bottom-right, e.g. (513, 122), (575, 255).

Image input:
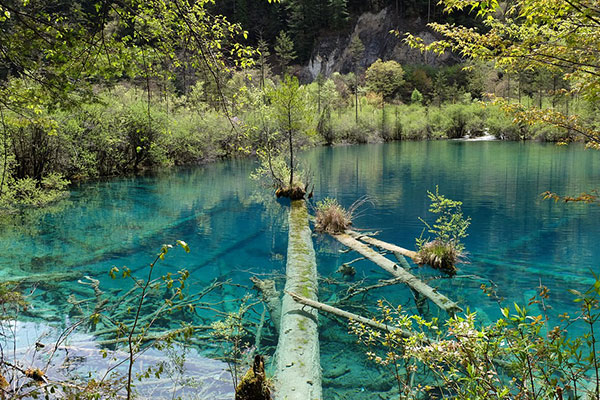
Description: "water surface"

(2, 141), (599, 398)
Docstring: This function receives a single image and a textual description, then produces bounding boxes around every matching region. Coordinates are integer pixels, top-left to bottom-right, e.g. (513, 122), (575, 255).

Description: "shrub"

(414, 239), (463, 275)
(485, 105), (529, 140)
(398, 104), (428, 139)
(416, 187), (470, 275)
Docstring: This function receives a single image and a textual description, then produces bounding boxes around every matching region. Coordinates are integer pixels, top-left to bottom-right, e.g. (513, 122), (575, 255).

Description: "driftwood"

(275, 200), (322, 400)
(347, 230), (418, 260)
(250, 276), (282, 334)
(288, 291), (411, 338)
(332, 232), (462, 316)
(3, 271), (84, 285)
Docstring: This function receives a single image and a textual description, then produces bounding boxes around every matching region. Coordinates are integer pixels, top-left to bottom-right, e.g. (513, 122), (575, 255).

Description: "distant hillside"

(300, 7), (458, 82)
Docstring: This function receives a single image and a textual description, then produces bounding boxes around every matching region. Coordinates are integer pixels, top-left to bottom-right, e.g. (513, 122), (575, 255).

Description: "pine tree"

(348, 35), (365, 123)
(274, 31), (296, 76)
(329, 0), (349, 30)
(257, 38), (271, 89)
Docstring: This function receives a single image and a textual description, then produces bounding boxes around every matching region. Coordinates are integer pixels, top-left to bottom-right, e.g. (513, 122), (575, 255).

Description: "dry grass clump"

(415, 239), (464, 276)
(314, 196), (371, 234)
(314, 198), (352, 233)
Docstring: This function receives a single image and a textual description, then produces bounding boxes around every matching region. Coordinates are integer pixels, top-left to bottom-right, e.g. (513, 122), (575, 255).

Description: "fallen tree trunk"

(332, 233), (462, 316)
(250, 276), (282, 334)
(347, 230), (418, 260)
(275, 200), (322, 400)
(287, 291), (411, 338)
(3, 271), (84, 286)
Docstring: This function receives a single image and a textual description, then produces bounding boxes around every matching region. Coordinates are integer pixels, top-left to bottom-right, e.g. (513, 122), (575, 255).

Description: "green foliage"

(348, 35), (365, 64)
(265, 75), (314, 191)
(397, 104), (429, 139)
(405, 0), (600, 146)
(485, 105), (529, 140)
(411, 88), (424, 104)
(418, 186), (471, 253)
(274, 31), (297, 75)
(353, 277), (600, 400)
(328, 0), (349, 29)
(365, 59), (406, 102)
(442, 102), (486, 138)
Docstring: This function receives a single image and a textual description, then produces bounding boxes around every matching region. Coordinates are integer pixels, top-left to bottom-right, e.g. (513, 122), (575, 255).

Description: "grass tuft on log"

(314, 196), (370, 234)
(414, 239), (464, 276)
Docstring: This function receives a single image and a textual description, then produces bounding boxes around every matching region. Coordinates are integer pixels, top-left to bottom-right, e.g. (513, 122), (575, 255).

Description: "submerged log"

(275, 200), (322, 400)
(250, 276), (282, 334)
(347, 230), (418, 260)
(288, 291), (412, 338)
(332, 233), (462, 316)
(3, 271), (84, 286)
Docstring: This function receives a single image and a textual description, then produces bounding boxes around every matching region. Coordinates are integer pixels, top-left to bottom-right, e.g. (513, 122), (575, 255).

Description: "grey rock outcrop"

(302, 8), (456, 81)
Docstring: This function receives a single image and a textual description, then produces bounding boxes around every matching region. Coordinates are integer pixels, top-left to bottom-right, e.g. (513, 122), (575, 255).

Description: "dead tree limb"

(288, 291), (413, 338)
(332, 232), (462, 316)
(250, 276), (281, 334)
(347, 230), (418, 260)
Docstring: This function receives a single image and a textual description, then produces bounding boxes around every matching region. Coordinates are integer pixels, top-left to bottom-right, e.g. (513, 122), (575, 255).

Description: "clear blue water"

(2, 141), (600, 398)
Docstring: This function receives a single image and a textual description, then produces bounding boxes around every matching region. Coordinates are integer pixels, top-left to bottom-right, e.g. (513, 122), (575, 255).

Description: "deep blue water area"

(2, 141), (600, 398)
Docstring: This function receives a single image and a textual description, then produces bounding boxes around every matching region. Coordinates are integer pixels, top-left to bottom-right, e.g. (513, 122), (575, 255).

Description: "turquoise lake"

(1, 141), (600, 398)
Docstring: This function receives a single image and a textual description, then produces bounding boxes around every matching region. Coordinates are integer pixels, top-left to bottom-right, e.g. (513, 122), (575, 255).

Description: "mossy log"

(275, 200), (322, 400)
(332, 232), (462, 316)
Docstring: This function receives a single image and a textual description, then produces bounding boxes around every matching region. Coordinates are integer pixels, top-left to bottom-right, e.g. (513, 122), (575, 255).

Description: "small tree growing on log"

(256, 75), (313, 199)
(415, 186), (470, 275)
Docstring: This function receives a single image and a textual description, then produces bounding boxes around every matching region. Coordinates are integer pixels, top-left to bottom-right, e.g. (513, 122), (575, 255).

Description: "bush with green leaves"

(415, 187), (470, 275)
(352, 277), (600, 400)
(485, 105), (530, 140)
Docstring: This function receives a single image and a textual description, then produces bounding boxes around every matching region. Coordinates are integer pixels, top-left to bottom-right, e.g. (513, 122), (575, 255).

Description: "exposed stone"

(302, 7), (458, 81)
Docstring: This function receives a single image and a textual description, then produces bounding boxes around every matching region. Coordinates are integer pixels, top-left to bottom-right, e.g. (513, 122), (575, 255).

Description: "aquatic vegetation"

(314, 196), (370, 234)
(414, 239), (464, 276)
(416, 187), (470, 275)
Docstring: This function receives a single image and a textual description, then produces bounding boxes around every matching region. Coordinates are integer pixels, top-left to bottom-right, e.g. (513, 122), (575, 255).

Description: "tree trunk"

(0, 107), (8, 197)
(288, 291), (416, 339)
(355, 71), (359, 124)
(347, 230), (417, 260)
(332, 232), (462, 316)
(250, 276), (282, 334)
(275, 200), (322, 400)
(288, 108), (294, 188)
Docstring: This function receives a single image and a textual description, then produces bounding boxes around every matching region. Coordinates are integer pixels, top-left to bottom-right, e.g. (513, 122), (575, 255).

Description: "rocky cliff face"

(301, 8), (456, 81)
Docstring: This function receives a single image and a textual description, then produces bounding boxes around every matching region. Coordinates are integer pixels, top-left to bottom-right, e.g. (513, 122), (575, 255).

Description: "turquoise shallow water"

(1, 141), (600, 398)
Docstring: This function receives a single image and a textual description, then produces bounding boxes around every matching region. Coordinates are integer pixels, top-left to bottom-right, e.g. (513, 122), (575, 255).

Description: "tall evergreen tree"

(348, 35), (365, 123)
(274, 31), (297, 76)
(329, 0), (349, 30)
(257, 38), (271, 89)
